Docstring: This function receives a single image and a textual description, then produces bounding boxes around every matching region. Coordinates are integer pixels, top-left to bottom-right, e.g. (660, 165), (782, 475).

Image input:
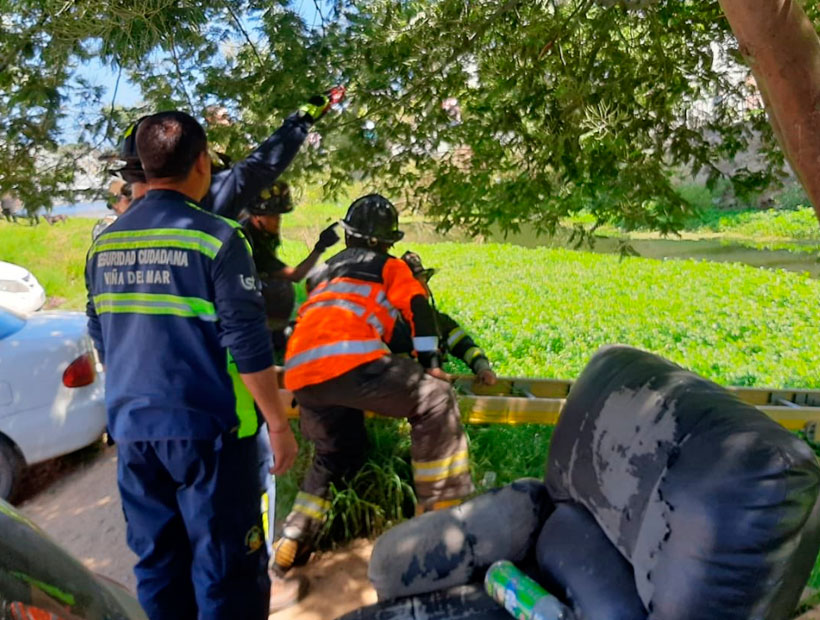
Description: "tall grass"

(276, 420), (553, 552)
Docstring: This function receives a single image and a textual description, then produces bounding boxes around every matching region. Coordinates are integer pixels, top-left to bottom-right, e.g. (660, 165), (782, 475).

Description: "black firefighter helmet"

(100, 116), (148, 184)
(341, 194), (404, 245)
(248, 180), (293, 216)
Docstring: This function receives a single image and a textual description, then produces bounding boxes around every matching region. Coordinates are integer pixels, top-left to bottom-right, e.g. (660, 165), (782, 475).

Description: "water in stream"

(401, 221), (820, 279)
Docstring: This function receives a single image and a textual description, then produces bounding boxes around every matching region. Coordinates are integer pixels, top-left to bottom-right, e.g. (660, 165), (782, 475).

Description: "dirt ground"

(17, 444), (377, 619)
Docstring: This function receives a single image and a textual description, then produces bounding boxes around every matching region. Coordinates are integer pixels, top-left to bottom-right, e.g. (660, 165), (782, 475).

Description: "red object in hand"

(327, 85), (346, 106)
(62, 353), (96, 388)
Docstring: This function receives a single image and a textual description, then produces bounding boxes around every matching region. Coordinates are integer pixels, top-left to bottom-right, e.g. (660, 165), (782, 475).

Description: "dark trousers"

(117, 436), (269, 620)
(283, 355), (474, 543)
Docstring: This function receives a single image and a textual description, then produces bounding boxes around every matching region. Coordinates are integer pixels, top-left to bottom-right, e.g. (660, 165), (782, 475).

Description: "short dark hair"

(136, 111), (207, 181)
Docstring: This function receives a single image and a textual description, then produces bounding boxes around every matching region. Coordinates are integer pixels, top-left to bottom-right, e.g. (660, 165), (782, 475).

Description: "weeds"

(277, 421), (555, 550)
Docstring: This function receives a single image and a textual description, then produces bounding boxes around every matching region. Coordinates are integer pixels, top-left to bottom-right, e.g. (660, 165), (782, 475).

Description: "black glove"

(299, 86), (347, 123)
(314, 223), (340, 251)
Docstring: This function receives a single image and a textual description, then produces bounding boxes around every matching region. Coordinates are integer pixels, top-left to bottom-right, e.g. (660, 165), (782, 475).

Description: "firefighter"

(241, 180), (340, 352)
(85, 111), (298, 620)
(273, 194), (475, 607)
(391, 251), (497, 386)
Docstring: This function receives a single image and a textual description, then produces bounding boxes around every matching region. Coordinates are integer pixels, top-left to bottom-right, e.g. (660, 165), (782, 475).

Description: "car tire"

(0, 436), (24, 501)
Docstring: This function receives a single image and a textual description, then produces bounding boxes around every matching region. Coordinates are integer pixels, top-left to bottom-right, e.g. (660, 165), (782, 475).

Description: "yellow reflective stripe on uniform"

(413, 449), (471, 482)
(93, 292), (217, 321)
(185, 201), (253, 255)
(227, 350), (258, 438)
(285, 339), (386, 371)
(432, 497), (465, 511)
(464, 346), (484, 363)
(235, 227), (253, 256)
(92, 228), (223, 259)
(292, 491), (332, 521)
(447, 328), (467, 348)
(261, 492), (271, 541)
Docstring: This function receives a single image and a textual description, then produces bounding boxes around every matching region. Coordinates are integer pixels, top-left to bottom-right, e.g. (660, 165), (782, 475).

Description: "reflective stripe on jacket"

(284, 247), (433, 390)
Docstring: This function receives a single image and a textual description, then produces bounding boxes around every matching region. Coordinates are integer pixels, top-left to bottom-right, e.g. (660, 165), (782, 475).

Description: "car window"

(0, 308), (25, 339)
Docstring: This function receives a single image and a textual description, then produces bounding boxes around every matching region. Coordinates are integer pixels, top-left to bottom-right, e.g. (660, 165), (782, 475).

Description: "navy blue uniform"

(204, 112), (310, 221)
(86, 190), (274, 620)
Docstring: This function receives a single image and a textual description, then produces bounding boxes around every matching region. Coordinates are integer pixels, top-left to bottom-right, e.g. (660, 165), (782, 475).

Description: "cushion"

(545, 345), (820, 619)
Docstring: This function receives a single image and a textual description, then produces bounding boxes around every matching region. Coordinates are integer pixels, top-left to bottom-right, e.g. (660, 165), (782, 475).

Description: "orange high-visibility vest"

(284, 248), (431, 390)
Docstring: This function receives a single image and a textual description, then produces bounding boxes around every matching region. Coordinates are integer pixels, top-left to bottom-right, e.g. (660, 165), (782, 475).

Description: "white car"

(0, 261), (46, 315)
(0, 308), (106, 499)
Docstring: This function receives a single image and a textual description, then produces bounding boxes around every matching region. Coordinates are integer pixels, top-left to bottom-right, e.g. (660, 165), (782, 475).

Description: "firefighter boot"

(269, 536), (312, 612)
(272, 535), (313, 573)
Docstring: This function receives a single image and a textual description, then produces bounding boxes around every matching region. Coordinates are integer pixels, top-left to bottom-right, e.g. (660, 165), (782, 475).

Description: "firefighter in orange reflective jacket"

(276, 194), (475, 587)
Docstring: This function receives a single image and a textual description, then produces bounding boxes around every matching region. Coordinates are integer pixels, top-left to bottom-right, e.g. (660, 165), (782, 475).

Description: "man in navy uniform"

(86, 111), (297, 620)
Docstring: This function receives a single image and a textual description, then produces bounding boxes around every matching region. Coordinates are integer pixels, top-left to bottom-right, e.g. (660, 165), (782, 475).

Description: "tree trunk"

(718, 0), (820, 225)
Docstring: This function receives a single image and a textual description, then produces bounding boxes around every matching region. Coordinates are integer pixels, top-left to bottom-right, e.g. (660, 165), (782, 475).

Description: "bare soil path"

(17, 445), (377, 619)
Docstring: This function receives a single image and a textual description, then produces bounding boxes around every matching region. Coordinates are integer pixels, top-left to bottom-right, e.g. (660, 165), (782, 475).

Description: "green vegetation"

(573, 201), (820, 254)
(279, 421), (552, 550)
(410, 242), (820, 388)
(687, 207), (820, 240)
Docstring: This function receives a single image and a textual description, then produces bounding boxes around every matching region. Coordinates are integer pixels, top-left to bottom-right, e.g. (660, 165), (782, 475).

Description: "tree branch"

(222, 1), (264, 69)
(313, 0), (328, 37)
(169, 36), (196, 112)
(106, 62), (123, 141)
